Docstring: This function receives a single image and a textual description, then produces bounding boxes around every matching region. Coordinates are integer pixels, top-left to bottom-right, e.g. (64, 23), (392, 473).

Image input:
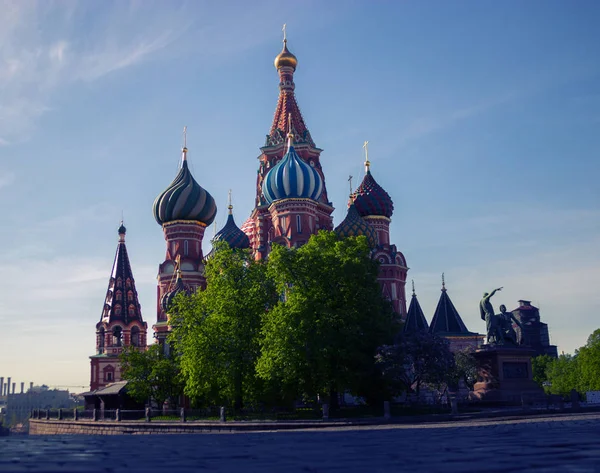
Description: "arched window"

(112, 326), (122, 347)
(114, 304), (122, 316)
(116, 277), (122, 288)
(106, 291), (113, 302)
(116, 291), (122, 301)
(131, 326), (140, 347)
(104, 366), (115, 382)
(127, 291), (133, 302)
(98, 328), (105, 353)
(296, 215), (302, 233)
(126, 278), (132, 288)
(128, 305), (136, 317)
(184, 240), (189, 256)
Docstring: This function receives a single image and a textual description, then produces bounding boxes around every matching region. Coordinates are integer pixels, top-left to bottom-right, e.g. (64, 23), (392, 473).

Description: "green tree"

(575, 328), (600, 392)
(546, 353), (579, 396)
(120, 344), (183, 408)
(451, 347), (478, 391)
(169, 242), (277, 409)
(532, 354), (555, 391)
(257, 231), (397, 408)
(377, 331), (455, 396)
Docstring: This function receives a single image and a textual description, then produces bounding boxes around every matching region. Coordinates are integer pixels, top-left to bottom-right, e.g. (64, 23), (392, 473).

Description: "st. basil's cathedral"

(92, 35), (557, 392)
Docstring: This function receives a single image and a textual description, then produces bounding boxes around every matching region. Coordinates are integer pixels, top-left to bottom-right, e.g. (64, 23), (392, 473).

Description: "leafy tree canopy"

(120, 344), (183, 408)
(256, 231), (397, 406)
(377, 331), (455, 396)
(169, 242), (277, 408)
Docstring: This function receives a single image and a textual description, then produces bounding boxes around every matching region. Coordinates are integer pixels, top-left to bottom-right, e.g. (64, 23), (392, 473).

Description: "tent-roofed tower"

(246, 30), (334, 258)
(403, 281), (429, 333)
(428, 274), (482, 352)
(90, 223), (147, 391)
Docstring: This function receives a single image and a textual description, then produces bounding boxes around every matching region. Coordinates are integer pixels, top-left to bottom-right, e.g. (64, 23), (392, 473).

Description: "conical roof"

(100, 224), (144, 325)
(403, 285), (429, 333)
(429, 281), (473, 335)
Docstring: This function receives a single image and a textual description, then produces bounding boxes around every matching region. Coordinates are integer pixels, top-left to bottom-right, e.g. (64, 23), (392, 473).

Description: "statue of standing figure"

(480, 287), (503, 344)
(480, 288), (526, 346)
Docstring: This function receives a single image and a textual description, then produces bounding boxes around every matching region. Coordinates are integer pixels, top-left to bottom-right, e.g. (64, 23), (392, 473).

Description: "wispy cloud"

(394, 92), (516, 146)
(0, 1), (189, 144)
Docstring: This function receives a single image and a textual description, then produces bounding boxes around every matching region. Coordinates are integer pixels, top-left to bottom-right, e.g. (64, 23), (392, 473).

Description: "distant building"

(511, 300), (558, 358)
(5, 385), (73, 426)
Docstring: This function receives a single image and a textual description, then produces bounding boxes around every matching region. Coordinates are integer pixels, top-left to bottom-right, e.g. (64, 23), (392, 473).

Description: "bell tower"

(90, 223), (147, 391)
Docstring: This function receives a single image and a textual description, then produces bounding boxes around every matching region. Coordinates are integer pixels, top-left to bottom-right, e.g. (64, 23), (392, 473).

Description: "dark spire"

(100, 223), (144, 325)
(429, 275), (472, 335)
(403, 280), (429, 333)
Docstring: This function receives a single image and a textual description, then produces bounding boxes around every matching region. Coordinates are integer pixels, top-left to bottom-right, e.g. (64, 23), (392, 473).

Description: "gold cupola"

(274, 38), (298, 70)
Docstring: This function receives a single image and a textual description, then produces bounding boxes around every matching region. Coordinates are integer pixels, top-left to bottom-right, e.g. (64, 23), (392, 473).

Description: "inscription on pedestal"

(503, 362), (528, 379)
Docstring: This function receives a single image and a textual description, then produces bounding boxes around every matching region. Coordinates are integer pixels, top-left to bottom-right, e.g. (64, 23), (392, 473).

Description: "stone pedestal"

(472, 345), (543, 403)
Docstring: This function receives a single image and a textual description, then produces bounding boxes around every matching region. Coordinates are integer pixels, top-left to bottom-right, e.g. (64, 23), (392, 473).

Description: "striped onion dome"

(262, 142), (323, 205)
(352, 168), (394, 218)
(153, 147), (217, 226)
(334, 203), (378, 248)
(212, 205), (250, 250)
(160, 271), (189, 313)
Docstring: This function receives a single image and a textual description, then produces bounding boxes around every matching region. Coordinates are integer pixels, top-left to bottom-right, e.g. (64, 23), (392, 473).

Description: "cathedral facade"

(89, 36), (410, 390)
(150, 36), (409, 347)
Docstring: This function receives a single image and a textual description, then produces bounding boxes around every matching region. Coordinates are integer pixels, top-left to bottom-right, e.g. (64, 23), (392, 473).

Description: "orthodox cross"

(282, 23), (287, 42)
(363, 140), (370, 171)
(348, 175), (353, 195)
(228, 189), (233, 213)
(442, 272), (446, 290)
(412, 279), (415, 295)
(183, 126), (187, 148)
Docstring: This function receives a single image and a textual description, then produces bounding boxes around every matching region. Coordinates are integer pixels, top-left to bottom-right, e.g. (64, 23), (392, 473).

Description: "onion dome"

(153, 145), (217, 226)
(334, 203), (378, 248)
(160, 271), (189, 313)
(212, 200), (250, 250)
(262, 135), (323, 204)
(274, 39), (298, 70)
(118, 222), (126, 235)
(352, 166), (394, 218)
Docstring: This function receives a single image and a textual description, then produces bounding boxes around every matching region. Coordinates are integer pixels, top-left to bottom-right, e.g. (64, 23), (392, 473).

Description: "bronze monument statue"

(498, 304), (525, 346)
(480, 287), (503, 344)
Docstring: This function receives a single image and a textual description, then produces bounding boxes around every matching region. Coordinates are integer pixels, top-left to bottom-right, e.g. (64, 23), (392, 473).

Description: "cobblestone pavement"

(2, 413), (600, 472)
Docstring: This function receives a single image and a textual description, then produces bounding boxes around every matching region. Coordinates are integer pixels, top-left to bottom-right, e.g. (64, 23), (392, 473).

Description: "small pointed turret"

(403, 281), (429, 333)
(429, 274), (471, 335)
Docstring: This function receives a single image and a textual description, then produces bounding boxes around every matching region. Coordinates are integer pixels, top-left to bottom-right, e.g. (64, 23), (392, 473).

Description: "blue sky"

(0, 0), (599, 391)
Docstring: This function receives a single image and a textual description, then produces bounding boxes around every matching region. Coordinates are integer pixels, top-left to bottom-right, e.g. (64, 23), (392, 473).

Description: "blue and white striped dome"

(262, 145), (323, 204)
